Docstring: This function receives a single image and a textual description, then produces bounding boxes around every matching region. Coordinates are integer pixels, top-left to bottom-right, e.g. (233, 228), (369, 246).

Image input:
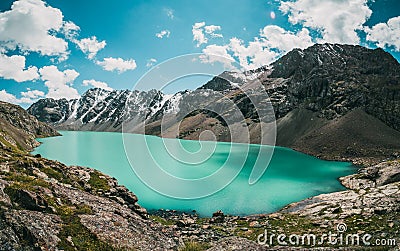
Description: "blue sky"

(0, 0), (399, 107)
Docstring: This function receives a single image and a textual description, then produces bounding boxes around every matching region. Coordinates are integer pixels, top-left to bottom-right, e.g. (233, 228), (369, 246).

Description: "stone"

(211, 210), (225, 223)
(7, 188), (48, 212)
(176, 218), (195, 227)
(249, 221), (262, 228)
(212, 210), (224, 218)
(5, 210), (62, 250)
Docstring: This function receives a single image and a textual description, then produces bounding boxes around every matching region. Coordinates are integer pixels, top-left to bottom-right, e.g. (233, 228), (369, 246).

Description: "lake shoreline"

(30, 130), (400, 249)
(33, 130), (357, 217)
(32, 130), (395, 216)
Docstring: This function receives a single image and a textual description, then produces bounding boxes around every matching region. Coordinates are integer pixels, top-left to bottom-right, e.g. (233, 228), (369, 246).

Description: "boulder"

(6, 187), (48, 212)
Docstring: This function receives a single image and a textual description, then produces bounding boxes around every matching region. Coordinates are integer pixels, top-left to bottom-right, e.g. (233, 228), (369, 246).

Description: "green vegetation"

(233, 214), (318, 242)
(42, 167), (64, 180)
(44, 194), (124, 251)
(179, 241), (209, 251)
(0, 136), (18, 152)
(88, 171), (110, 191)
(4, 174), (49, 189)
(58, 212), (120, 251)
(345, 213), (399, 239)
(41, 166), (77, 186)
(150, 215), (176, 226)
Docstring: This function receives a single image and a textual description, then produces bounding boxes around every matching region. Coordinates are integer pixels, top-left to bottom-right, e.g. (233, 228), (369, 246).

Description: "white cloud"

(155, 30), (171, 39)
(61, 22), (107, 59)
(0, 90), (20, 104)
(82, 79), (113, 91)
(20, 89), (45, 103)
(192, 22), (223, 47)
(201, 25), (313, 70)
(365, 16), (400, 51)
(260, 25), (313, 52)
(39, 65), (80, 100)
(96, 57), (137, 73)
(0, 89), (44, 104)
(21, 89), (45, 99)
(146, 58), (157, 67)
(164, 8), (174, 19)
(228, 37), (279, 70)
(270, 11), (276, 20)
(279, 0), (372, 44)
(204, 25), (223, 38)
(75, 36), (107, 59)
(0, 0), (109, 61)
(0, 54), (39, 82)
(200, 44), (236, 69)
(192, 22), (207, 47)
(0, 0), (69, 60)
(62, 21), (80, 40)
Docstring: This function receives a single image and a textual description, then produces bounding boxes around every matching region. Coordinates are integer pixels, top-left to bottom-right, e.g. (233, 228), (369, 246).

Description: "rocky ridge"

(0, 101), (59, 151)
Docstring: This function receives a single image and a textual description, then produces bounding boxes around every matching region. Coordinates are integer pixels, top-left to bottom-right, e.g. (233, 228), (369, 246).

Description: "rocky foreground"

(0, 153), (180, 250)
(1, 149), (399, 250)
(0, 102), (183, 250)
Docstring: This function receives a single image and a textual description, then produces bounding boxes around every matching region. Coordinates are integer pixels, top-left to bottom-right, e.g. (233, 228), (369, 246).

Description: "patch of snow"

(297, 50), (305, 57)
(164, 92), (183, 114)
(66, 99), (79, 122)
(79, 89), (109, 123)
(316, 55), (323, 65)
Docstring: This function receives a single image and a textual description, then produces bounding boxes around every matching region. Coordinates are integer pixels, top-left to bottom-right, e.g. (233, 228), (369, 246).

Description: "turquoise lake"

(33, 131), (355, 216)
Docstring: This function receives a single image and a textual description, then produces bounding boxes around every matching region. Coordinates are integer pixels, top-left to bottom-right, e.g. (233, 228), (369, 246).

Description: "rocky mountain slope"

(28, 43), (400, 161)
(0, 101), (60, 151)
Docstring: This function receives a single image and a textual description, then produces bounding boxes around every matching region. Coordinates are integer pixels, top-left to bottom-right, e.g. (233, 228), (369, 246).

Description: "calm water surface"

(33, 131), (355, 216)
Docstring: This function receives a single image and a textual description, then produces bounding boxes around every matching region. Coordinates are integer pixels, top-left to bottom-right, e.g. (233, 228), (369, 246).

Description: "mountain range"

(28, 43), (400, 160)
